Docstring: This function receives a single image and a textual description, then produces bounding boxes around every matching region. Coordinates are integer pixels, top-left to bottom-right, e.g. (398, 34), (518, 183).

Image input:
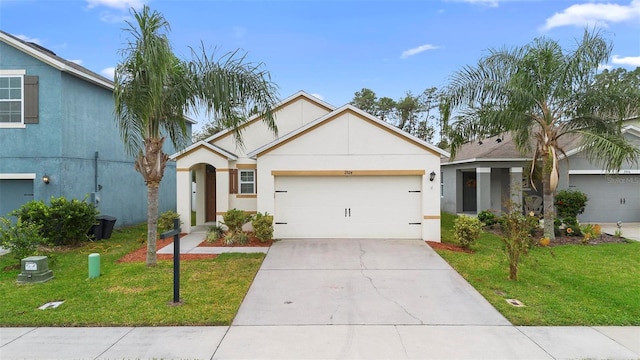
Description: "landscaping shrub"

(477, 210), (497, 226)
(222, 209), (253, 233)
(11, 196), (98, 246)
(555, 189), (588, 220)
(252, 212), (274, 242)
(500, 205), (534, 281)
(206, 224), (225, 242)
(224, 230), (249, 245)
(0, 217), (47, 265)
(580, 224), (600, 244)
(158, 210), (182, 232)
(453, 215), (483, 249)
(562, 216), (582, 236)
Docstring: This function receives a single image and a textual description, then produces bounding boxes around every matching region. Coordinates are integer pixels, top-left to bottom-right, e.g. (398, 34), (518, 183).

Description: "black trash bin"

(98, 215), (117, 239)
(89, 220), (104, 240)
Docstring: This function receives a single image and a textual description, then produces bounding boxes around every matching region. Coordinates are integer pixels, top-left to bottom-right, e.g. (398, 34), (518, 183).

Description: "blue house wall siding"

(0, 36), (185, 226)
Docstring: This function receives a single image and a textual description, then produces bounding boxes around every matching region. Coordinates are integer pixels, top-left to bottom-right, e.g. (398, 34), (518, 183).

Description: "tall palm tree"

(444, 29), (639, 240)
(114, 6), (279, 266)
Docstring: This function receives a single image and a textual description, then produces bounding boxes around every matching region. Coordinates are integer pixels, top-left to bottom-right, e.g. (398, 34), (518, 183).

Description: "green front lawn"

(437, 212), (640, 325)
(0, 224), (263, 326)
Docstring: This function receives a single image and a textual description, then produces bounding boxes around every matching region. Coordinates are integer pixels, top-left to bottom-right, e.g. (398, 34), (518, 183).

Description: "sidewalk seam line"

(93, 327), (135, 360)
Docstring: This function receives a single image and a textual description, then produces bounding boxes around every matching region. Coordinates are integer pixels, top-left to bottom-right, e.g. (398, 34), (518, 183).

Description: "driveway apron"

(233, 239), (510, 326)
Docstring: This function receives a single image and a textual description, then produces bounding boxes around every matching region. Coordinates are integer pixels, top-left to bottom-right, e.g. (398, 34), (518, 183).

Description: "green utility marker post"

(88, 253), (100, 279)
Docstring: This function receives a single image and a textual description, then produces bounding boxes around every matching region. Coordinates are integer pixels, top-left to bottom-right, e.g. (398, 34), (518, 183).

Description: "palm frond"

(576, 130), (640, 172)
(188, 46), (280, 146)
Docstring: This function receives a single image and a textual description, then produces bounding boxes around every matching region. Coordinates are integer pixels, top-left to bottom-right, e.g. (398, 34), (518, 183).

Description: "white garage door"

(570, 174), (640, 222)
(274, 176), (422, 238)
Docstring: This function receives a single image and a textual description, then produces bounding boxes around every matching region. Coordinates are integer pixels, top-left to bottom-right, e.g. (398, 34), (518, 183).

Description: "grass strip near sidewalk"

(437, 212), (640, 326)
(0, 224), (264, 326)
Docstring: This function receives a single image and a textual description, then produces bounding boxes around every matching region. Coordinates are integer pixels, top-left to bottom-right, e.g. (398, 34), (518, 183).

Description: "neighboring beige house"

(171, 91), (449, 241)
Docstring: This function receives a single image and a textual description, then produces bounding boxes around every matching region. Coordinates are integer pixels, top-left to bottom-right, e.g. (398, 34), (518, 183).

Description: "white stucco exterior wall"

(255, 110), (443, 241)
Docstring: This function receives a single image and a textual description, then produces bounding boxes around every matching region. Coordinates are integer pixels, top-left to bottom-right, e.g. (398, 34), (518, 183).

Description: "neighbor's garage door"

(274, 176), (422, 238)
(0, 179), (34, 218)
(569, 174), (639, 222)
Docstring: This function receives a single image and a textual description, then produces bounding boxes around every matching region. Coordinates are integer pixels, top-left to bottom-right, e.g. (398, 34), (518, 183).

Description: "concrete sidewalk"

(1, 239), (638, 359)
(1, 325), (638, 359)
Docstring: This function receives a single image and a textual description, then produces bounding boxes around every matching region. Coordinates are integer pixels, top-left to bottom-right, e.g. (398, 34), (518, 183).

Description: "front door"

(205, 165), (216, 222)
(462, 172), (477, 212)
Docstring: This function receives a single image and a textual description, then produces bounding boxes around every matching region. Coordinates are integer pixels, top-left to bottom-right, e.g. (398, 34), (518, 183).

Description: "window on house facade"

(0, 71), (37, 127)
(0, 75), (23, 124)
(239, 170), (255, 194)
(440, 171), (444, 197)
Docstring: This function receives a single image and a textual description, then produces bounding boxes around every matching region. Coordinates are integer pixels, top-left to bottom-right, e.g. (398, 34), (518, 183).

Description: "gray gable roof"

(0, 30), (114, 90)
(443, 131), (582, 164)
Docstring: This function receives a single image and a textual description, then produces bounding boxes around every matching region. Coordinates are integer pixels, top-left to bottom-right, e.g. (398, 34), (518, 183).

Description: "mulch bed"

(428, 227), (628, 254)
(426, 241), (473, 254)
(198, 236), (274, 247)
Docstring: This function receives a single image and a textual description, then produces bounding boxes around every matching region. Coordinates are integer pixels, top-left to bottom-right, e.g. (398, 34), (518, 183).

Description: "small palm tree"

(444, 29), (639, 240)
(114, 6), (279, 266)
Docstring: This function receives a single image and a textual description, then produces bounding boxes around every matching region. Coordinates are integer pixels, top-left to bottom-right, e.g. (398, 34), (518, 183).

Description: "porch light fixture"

(42, 175), (50, 184)
(429, 171), (436, 182)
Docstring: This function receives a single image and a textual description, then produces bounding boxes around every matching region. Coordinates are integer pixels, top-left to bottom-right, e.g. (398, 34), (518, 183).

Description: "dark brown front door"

(205, 165), (216, 222)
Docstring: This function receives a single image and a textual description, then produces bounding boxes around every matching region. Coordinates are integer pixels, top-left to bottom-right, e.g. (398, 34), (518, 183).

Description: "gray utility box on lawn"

(17, 256), (54, 284)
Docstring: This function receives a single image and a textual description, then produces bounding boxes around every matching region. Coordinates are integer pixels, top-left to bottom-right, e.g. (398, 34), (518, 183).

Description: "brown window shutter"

(24, 76), (39, 124)
(229, 169), (238, 194)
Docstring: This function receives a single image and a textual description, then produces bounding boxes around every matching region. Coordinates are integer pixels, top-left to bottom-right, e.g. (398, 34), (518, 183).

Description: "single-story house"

(171, 91), (449, 241)
(441, 118), (640, 223)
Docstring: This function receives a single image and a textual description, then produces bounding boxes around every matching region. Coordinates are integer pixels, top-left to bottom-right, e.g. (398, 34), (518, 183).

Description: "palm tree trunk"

(137, 137), (168, 267)
(146, 182), (160, 266)
(542, 157), (556, 241)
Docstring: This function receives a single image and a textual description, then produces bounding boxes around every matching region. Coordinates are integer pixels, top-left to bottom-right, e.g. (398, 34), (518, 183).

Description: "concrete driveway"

(233, 239), (510, 326)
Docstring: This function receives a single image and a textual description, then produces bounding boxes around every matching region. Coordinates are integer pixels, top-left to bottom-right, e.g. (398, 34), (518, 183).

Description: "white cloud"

(445, 0), (500, 7)
(14, 34), (41, 45)
(86, 0), (145, 10)
(401, 44), (439, 59)
(70, 59), (83, 65)
(458, 0), (500, 7)
(612, 55), (640, 67)
(597, 64), (613, 72)
(99, 11), (131, 23)
(310, 93), (324, 100)
(541, 0), (640, 31)
(101, 67), (115, 80)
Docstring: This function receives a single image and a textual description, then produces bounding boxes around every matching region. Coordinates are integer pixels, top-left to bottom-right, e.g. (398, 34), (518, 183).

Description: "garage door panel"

(569, 174), (639, 222)
(0, 179), (34, 218)
(275, 176), (422, 239)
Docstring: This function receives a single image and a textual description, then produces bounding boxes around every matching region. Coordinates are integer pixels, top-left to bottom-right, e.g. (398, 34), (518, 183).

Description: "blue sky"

(1, 0), (639, 128)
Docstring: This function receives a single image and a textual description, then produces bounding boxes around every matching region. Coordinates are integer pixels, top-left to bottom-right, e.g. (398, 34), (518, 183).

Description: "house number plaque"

(344, 170), (353, 175)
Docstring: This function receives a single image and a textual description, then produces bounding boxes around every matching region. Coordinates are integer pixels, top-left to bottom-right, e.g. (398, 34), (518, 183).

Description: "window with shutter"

(0, 71), (37, 127)
(0, 75), (23, 124)
(24, 76), (38, 124)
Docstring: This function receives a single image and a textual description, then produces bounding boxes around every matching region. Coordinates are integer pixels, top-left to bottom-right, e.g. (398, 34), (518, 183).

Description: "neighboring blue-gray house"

(441, 118), (640, 223)
(0, 30), (191, 226)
